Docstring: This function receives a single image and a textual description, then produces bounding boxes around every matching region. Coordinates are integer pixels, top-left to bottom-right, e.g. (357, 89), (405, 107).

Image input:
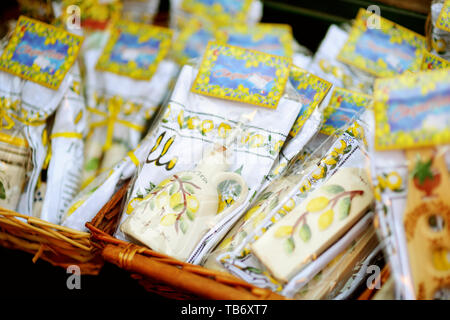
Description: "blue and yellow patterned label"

(337, 8), (425, 77)
(192, 42), (291, 109)
(96, 20), (172, 80)
(217, 23), (293, 58)
(421, 51), (450, 70)
(289, 66), (332, 137)
(0, 16), (83, 90)
(374, 69), (450, 150)
(436, 0), (450, 32)
(173, 18), (218, 65)
(182, 0), (252, 26)
(321, 87), (372, 135)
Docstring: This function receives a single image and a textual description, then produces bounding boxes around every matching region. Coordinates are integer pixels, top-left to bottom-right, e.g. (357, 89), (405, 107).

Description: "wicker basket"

(0, 208), (103, 275)
(0, 180), (132, 275)
(87, 182), (387, 300)
(86, 182), (286, 300)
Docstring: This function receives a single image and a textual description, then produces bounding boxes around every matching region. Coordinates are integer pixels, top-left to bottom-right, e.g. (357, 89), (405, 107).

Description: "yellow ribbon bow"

(88, 96), (145, 151)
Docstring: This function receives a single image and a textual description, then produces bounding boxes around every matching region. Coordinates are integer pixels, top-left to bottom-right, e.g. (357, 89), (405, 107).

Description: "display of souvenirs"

(0, 1), (448, 301)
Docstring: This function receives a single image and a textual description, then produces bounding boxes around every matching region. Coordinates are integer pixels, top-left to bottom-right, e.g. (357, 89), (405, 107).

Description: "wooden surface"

(376, 0), (431, 14)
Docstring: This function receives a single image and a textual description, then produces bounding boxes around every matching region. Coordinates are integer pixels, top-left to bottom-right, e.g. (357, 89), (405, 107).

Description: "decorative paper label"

(181, 0), (252, 26)
(62, 0), (122, 31)
(289, 66), (332, 136)
(173, 18), (218, 65)
(96, 20), (172, 80)
(436, 0), (450, 32)
(421, 51), (450, 70)
(191, 42), (291, 109)
(374, 69), (450, 150)
(321, 88), (372, 135)
(218, 23), (293, 58)
(0, 16), (83, 90)
(337, 8), (425, 77)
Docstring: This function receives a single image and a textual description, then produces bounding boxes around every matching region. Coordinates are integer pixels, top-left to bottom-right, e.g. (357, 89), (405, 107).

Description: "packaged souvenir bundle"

(369, 68), (450, 300)
(117, 42), (304, 264)
(0, 16), (82, 216)
(337, 8), (426, 78)
(205, 116), (376, 297)
(261, 66), (331, 189)
(80, 20), (178, 187)
(307, 24), (373, 95)
(39, 62), (87, 224)
(429, 0), (450, 60)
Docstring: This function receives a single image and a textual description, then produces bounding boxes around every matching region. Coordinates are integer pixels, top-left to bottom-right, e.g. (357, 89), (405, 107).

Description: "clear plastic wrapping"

(206, 111), (376, 297)
(116, 46), (305, 263)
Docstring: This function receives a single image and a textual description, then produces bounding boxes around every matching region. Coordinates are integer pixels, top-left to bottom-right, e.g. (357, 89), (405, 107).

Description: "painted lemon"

(186, 194), (199, 213)
(160, 214), (177, 226)
(282, 198), (296, 212)
(306, 196), (329, 213)
(243, 204), (262, 221)
(311, 165), (326, 180)
(318, 209), (334, 230)
(274, 225), (293, 238)
(169, 192), (183, 210)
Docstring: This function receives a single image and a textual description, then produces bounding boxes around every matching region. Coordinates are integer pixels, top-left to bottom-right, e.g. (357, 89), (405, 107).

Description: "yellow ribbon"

(87, 96), (144, 151)
(50, 132), (83, 139)
(0, 108), (15, 130)
(127, 150), (140, 167)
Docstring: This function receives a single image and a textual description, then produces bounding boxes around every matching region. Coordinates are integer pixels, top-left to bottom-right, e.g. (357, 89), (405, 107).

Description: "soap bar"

(251, 167), (374, 282)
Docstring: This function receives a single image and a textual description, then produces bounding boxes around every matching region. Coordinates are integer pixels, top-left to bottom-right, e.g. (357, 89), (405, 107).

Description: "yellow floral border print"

(0, 16), (83, 90)
(96, 20), (173, 80)
(217, 23), (293, 58)
(421, 51), (450, 70)
(173, 18), (219, 65)
(374, 68), (450, 150)
(289, 66), (332, 137)
(191, 42), (291, 109)
(181, 0), (252, 27)
(321, 87), (372, 135)
(337, 8), (425, 78)
(436, 0), (450, 32)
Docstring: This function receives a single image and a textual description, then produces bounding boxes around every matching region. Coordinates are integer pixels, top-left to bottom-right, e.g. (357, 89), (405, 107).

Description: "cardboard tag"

(289, 66), (331, 136)
(374, 69), (450, 150)
(191, 42), (291, 109)
(173, 18), (218, 65)
(321, 87), (372, 135)
(337, 8), (425, 77)
(0, 16), (83, 90)
(96, 20), (172, 80)
(421, 51), (450, 70)
(181, 0), (252, 26)
(436, 0), (450, 32)
(218, 23), (293, 58)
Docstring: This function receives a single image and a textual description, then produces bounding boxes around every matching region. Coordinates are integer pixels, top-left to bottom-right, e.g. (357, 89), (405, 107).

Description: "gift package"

(0, 0), (448, 300)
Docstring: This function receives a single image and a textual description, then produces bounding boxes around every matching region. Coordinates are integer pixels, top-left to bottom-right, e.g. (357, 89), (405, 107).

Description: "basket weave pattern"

(87, 183), (286, 300)
(0, 208), (103, 275)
